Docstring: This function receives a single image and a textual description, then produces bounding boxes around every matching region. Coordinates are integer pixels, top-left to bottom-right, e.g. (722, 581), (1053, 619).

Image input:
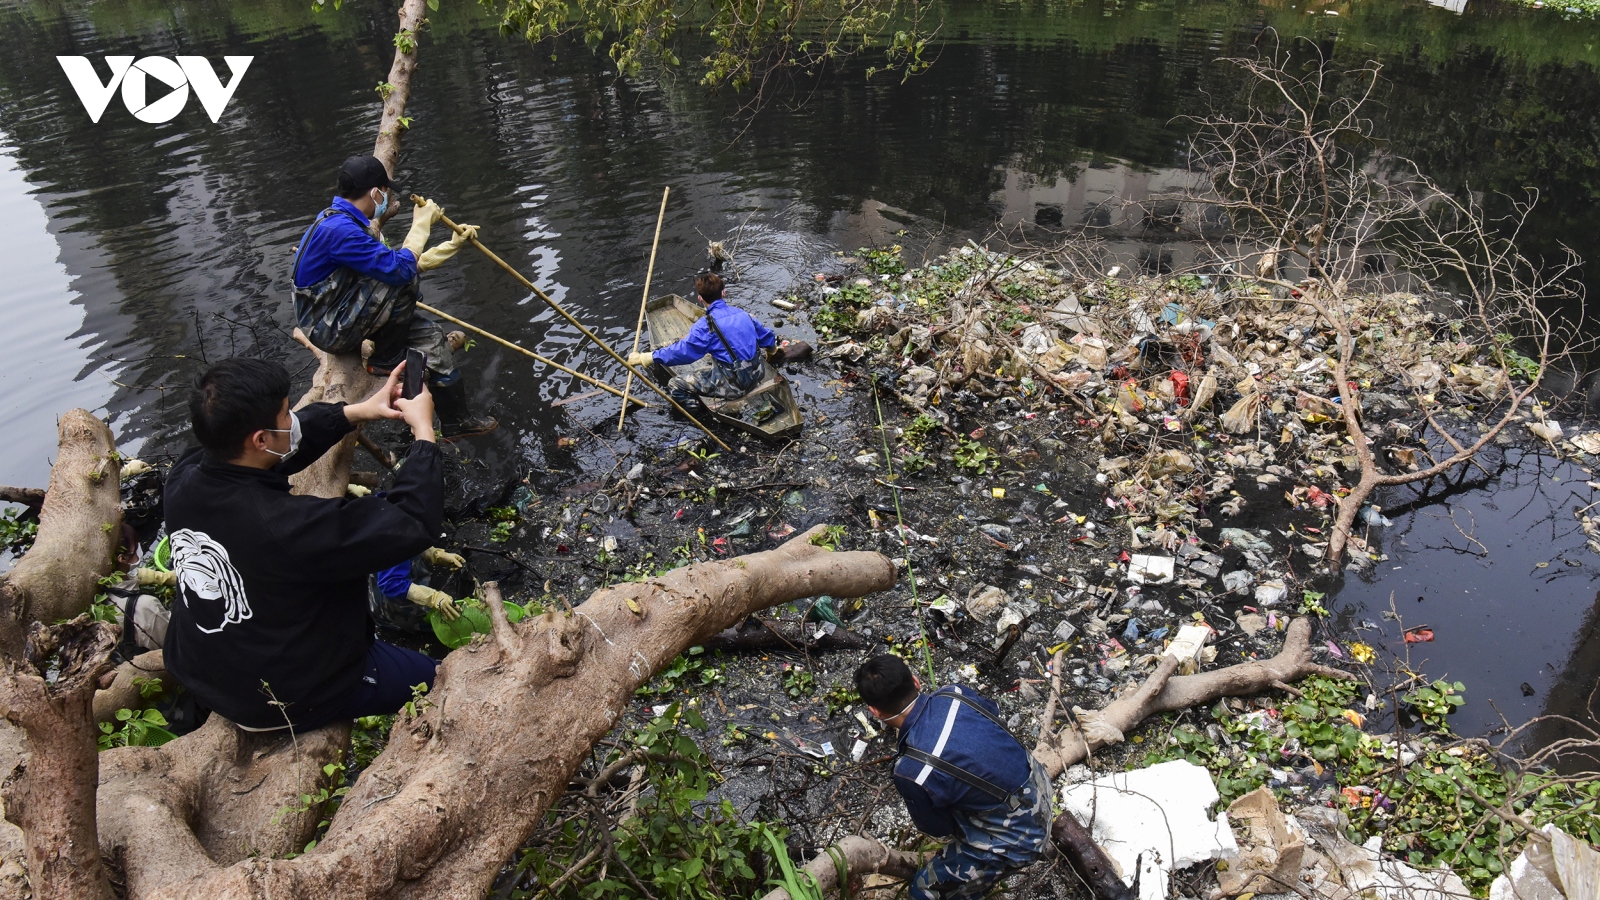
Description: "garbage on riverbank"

(801, 239), (1556, 582)
(321, 233), (1595, 900)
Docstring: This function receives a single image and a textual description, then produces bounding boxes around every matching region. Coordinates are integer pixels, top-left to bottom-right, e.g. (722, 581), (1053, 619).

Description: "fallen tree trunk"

(1051, 810), (1135, 900)
(701, 617), (867, 653)
(94, 526), (893, 898)
(756, 835), (925, 900)
(1033, 617), (1350, 776)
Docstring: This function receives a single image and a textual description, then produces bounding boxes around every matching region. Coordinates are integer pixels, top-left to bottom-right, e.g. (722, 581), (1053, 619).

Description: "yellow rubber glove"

(416, 224), (478, 272)
(407, 583), (460, 620)
(134, 567), (176, 589)
(402, 198), (443, 255)
(345, 484), (372, 498)
(421, 547), (465, 570)
(626, 351), (653, 368)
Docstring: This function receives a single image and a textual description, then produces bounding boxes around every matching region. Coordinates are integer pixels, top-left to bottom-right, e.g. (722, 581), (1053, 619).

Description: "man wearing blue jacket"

(626, 272), (776, 409)
(291, 154), (496, 440)
(855, 655), (1053, 900)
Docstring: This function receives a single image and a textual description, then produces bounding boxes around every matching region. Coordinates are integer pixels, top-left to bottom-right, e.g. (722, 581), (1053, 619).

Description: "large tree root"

(0, 410), (125, 900)
(756, 835), (925, 900)
(90, 527), (892, 899)
(0, 410), (122, 648)
(1033, 617), (1350, 776)
(94, 651), (169, 724)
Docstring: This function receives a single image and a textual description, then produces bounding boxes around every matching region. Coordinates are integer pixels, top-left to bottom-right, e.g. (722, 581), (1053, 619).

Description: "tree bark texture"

(371, 0), (429, 176)
(1051, 810), (1135, 900)
(93, 651), (170, 725)
(0, 618), (120, 900)
(0, 489), (44, 509)
(93, 527), (894, 899)
(1033, 617), (1351, 777)
(0, 410), (125, 900)
(0, 410), (122, 651)
(755, 835), (925, 900)
(287, 342), (379, 501)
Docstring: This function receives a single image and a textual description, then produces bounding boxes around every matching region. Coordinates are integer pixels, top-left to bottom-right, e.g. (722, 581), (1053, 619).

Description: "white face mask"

(263, 411), (302, 461)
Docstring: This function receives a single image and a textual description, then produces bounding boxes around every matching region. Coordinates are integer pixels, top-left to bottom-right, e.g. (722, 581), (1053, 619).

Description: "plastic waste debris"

(1058, 760), (1238, 900)
(1222, 570), (1255, 595)
(1220, 528), (1273, 554)
(1255, 580), (1288, 606)
(1296, 805), (1470, 900)
(1218, 787), (1306, 896)
(965, 584), (1010, 619)
(1127, 554), (1175, 584)
(1528, 419), (1564, 443)
(803, 595), (843, 626)
(1360, 505), (1394, 527)
(1164, 624), (1213, 674)
(1489, 824), (1600, 900)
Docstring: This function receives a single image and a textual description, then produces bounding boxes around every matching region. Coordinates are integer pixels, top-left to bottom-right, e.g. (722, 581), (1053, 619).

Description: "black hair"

(695, 271), (725, 304)
(189, 358), (291, 458)
(854, 654), (918, 713)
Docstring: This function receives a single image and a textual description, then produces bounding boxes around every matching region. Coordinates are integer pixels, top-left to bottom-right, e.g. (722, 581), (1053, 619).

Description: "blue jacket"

(892, 686), (1033, 838)
(376, 559), (413, 600)
(653, 299), (776, 367)
(292, 197), (418, 288)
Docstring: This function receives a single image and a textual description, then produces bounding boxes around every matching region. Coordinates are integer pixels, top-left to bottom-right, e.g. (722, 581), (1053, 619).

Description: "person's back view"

(855, 654), (1053, 899)
(627, 272), (777, 409)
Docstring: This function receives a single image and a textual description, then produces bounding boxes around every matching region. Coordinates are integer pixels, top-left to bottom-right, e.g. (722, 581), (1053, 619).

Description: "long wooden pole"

(416, 302), (650, 408)
(618, 187), (670, 432)
(412, 196), (731, 451)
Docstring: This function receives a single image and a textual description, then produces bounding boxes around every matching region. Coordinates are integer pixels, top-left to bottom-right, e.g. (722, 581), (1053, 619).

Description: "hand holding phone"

(403, 348), (427, 400)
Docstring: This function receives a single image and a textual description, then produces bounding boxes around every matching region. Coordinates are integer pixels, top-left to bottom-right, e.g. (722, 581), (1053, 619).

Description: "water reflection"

(0, 142), (123, 487)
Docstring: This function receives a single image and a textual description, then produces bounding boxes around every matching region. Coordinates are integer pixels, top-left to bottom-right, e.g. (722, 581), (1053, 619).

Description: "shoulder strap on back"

(292, 207), (368, 285)
(900, 746), (1021, 809)
(934, 686), (1023, 747)
(701, 305), (741, 361)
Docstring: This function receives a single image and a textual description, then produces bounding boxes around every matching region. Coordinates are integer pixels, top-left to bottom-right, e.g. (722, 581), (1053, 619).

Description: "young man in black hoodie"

(163, 357), (452, 732)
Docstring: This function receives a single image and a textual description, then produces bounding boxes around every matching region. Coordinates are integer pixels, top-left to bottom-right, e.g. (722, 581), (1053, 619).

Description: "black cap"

(337, 155), (394, 197)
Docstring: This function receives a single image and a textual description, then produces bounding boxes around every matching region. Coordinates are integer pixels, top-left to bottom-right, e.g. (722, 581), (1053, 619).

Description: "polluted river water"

(2, 0), (1600, 755)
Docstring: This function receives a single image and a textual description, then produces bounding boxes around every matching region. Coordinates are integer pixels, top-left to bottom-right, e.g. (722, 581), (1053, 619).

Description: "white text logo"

(56, 56), (253, 124)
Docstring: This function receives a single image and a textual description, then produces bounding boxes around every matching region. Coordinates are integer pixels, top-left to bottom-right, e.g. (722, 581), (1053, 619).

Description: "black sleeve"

(259, 440), (443, 582)
(384, 440), (444, 536)
(274, 402), (354, 476)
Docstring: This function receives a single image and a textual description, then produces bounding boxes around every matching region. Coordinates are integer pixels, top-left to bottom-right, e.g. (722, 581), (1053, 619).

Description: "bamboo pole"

(619, 187), (670, 432)
(411, 195), (730, 451)
(416, 302), (650, 408)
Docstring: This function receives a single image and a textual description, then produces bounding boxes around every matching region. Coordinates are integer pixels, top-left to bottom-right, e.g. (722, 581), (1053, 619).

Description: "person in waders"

(291, 154), (497, 440)
(854, 654), (1053, 899)
(626, 272), (777, 412)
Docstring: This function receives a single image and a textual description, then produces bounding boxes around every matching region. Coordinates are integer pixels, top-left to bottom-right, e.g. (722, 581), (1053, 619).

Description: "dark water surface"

(3, 0), (1600, 737)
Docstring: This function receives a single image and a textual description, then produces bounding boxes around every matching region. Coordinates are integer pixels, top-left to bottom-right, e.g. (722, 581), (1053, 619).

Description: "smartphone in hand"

(403, 348), (428, 400)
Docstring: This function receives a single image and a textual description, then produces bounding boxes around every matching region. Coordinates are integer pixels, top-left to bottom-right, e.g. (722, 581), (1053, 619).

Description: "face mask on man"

(263, 411), (302, 461)
(371, 187), (390, 220)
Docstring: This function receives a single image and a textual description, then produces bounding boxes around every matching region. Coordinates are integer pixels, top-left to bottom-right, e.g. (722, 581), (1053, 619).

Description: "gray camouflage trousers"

(666, 354), (765, 408)
(909, 755), (1053, 900)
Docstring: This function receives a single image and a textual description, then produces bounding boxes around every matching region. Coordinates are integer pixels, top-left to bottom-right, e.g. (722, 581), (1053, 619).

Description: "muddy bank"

(318, 238), (1593, 897)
